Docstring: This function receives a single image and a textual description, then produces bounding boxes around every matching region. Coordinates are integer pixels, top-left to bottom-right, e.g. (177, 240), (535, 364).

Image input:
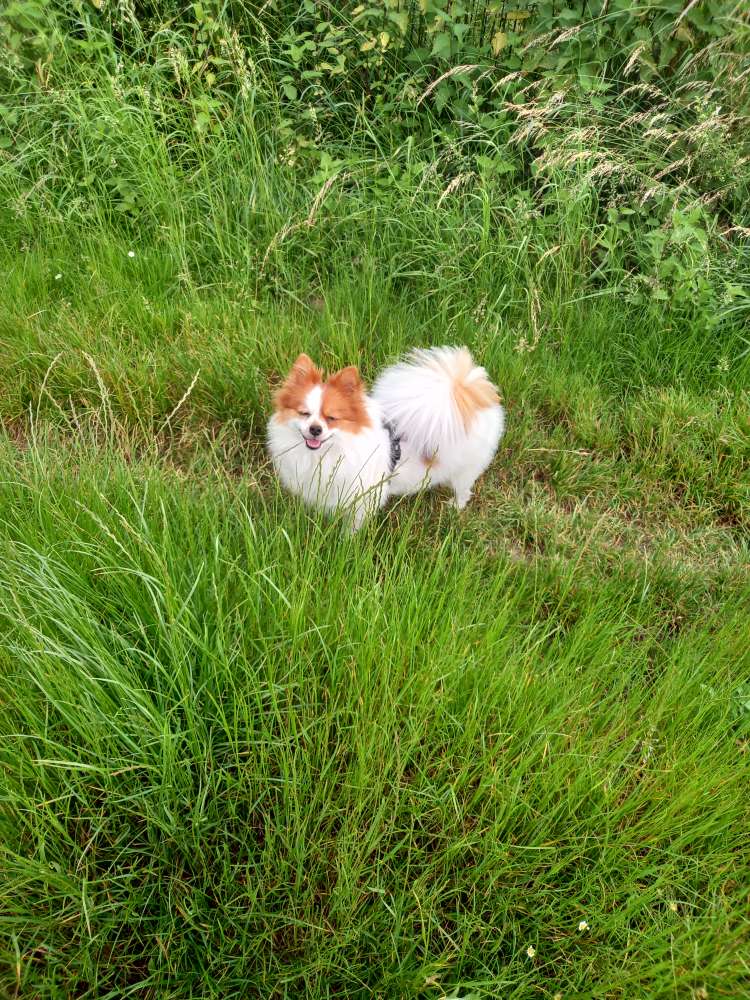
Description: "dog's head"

(273, 354), (371, 449)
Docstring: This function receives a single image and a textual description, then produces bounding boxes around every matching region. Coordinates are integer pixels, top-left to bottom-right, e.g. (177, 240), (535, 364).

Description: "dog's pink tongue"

(305, 438), (322, 450)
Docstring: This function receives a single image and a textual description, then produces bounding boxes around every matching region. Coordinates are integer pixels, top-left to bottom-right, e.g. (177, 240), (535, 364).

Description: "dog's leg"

(449, 470), (478, 510)
(348, 504), (368, 533)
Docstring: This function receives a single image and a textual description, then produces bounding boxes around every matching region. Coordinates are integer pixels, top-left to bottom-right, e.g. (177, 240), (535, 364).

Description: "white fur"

(268, 346), (505, 529)
(267, 393), (391, 530)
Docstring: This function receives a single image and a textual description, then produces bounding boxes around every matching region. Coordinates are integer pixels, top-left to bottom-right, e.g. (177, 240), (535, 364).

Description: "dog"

(267, 346), (504, 530)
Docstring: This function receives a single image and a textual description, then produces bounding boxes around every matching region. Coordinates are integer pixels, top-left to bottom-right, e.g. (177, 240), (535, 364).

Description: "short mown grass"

(1, 5), (750, 997)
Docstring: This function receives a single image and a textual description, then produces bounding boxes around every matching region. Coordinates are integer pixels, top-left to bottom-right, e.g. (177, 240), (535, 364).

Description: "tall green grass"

(1, 437), (748, 997)
(1, 3), (749, 997)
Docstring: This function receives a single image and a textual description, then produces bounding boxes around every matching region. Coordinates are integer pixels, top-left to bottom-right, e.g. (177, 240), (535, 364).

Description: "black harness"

(383, 420), (401, 472)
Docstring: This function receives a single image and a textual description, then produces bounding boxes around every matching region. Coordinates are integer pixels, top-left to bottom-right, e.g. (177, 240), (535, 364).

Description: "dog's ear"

(288, 353), (322, 384)
(274, 353), (322, 410)
(328, 365), (362, 393)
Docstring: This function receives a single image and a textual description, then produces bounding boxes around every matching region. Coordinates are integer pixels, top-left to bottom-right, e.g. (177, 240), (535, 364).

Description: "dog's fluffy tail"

(372, 346), (500, 457)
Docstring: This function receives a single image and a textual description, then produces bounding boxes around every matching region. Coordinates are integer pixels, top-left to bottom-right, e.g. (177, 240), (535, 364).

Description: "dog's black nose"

(309, 423), (322, 437)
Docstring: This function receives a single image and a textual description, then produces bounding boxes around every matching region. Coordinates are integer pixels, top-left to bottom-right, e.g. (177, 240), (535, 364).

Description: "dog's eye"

(325, 415), (338, 422)
(298, 410), (311, 417)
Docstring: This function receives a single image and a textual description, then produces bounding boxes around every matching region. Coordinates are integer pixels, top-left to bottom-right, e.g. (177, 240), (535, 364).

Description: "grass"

(1, 7), (750, 998)
(1, 428), (748, 998)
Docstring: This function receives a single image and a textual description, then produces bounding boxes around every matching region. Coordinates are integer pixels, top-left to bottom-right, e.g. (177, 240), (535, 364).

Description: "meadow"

(0, 2), (749, 997)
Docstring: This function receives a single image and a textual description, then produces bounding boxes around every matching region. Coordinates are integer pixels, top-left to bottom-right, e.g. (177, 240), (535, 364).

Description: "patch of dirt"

(1, 416), (29, 450)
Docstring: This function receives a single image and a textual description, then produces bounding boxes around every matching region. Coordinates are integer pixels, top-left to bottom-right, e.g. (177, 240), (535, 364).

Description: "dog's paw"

(447, 493), (471, 512)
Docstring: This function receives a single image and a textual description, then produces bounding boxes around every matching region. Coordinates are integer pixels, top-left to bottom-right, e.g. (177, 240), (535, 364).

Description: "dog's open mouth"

(304, 437), (322, 450)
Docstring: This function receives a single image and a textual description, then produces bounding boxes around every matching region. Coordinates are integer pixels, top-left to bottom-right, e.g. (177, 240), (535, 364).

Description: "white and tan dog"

(267, 346), (504, 530)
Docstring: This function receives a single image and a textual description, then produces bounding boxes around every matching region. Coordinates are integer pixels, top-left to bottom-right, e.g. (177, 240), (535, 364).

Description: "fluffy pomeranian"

(267, 346), (504, 530)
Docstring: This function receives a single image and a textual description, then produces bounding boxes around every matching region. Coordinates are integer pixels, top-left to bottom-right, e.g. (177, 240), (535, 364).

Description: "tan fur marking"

(274, 353), (322, 417)
(322, 367), (371, 434)
(450, 348), (500, 431)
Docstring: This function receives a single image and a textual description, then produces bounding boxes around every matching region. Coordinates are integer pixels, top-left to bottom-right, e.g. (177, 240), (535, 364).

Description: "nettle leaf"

(388, 10), (409, 35)
(589, 35), (610, 57)
(674, 22), (695, 46)
(577, 64), (599, 90)
(532, 0), (553, 16)
(406, 46), (429, 63)
(558, 6), (582, 23)
(658, 40), (679, 68)
(434, 83), (450, 112)
(476, 153), (517, 176)
(522, 46), (544, 71)
(491, 31), (508, 56)
(431, 31), (452, 60)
